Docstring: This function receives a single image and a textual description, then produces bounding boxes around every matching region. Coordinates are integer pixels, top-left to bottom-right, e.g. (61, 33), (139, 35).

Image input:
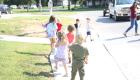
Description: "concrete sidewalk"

(0, 35), (50, 44)
(0, 34), (126, 80)
(0, 33), (128, 80)
(0, 34), (139, 80)
(50, 38), (127, 80)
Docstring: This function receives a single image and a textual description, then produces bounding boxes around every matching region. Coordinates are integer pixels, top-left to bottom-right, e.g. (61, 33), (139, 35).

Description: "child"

(45, 15), (57, 53)
(69, 34), (89, 80)
(74, 19), (81, 35)
(85, 18), (93, 41)
(54, 32), (68, 77)
(66, 25), (75, 63)
(56, 18), (62, 32)
(67, 25), (75, 45)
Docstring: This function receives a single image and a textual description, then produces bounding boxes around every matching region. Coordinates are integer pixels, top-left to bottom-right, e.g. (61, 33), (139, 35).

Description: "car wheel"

(103, 9), (106, 16)
(109, 14), (112, 18)
(137, 16), (140, 20)
(114, 14), (119, 21)
(103, 12), (106, 17)
(114, 11), (119, 21)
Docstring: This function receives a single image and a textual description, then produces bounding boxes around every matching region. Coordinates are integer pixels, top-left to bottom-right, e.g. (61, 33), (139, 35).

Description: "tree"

(21, 0), (36, 11)
(91, 0), (95, 7)
(68, 0), (71, 10)
(0, 0), (4, 4)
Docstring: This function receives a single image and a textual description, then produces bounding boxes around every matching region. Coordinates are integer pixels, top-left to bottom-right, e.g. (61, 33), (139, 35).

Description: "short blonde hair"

(75, 34), (84, 44)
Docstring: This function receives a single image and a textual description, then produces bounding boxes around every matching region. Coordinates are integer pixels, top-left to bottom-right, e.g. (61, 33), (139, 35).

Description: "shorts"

(87, 31), (91, 35)
(49, 37), (56, 43)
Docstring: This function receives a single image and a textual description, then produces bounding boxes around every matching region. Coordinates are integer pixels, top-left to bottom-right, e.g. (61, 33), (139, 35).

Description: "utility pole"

(39, 0), (42, 11)
(48, 0), (53, 15)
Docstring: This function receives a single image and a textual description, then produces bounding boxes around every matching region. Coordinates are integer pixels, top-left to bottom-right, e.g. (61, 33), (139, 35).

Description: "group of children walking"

(44, 15), (92, 80)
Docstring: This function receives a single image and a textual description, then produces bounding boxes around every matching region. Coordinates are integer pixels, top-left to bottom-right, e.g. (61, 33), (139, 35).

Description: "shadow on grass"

(17, 31), (45, 37)
(23, 71), (54, 77)
(35, 63), (50, 66)
(16, 51), (54, 74)
(15, 51), (49, 57)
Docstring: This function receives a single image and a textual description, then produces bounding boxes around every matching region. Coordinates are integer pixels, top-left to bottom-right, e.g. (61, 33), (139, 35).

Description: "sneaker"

(135, 33), (139, 36)
(91, 39), (94, 41)
(63, 74), (68, 77)
(123, 33), (127, 37)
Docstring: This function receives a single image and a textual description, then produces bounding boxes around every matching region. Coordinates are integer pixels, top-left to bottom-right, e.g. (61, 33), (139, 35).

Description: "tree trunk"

(92, 0), (95, 7)
(74, 1), (76, 8)
(68, 0), (71, 10)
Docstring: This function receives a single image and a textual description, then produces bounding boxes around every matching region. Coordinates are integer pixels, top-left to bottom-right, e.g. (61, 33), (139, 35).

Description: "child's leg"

(68, 50), (71, 64)
(54, 61), (58, 70)
(51, 38), (56, 53)
(63, 62), (68, 76)
(85, 35), (88, 42)
(90, 35), (93, 41)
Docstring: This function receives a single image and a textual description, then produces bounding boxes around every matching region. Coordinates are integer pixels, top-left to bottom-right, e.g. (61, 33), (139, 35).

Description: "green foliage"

(0, 0), (4, 3)
(3, 0), (36, 5)
(22, 0), (36, 5)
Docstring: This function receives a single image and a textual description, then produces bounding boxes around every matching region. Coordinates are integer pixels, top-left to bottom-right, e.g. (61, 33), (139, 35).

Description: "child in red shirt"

(66, 25), (75, 63)
(56, 19), (62, 32)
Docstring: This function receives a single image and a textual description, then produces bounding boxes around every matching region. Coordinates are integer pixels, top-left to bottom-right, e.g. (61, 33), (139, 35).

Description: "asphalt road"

(90, 11), (140, 80)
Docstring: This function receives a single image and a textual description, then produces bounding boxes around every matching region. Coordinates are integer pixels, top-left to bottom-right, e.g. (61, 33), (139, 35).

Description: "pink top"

(67, 32), (74, 44)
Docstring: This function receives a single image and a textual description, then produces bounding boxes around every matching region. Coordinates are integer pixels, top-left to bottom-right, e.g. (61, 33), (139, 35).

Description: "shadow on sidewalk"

(128, 39), (140, 43)
(106, 36), (125, 41)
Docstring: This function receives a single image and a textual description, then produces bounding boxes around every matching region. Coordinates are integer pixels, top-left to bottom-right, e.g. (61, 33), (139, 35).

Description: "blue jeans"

(125, 18), (138, 33)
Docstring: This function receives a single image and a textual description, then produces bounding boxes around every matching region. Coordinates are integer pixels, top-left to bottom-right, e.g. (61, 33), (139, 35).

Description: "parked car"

(0, 11), (1, 17)
(103, 2), (109, 16)
(109, 0), (140, 21)
(30, 4), (37, 9)
(0, 4), (11, 14)
(103, 8), (109, 16)
(17, 5), (24, 9)
(10, 5), (17, 9)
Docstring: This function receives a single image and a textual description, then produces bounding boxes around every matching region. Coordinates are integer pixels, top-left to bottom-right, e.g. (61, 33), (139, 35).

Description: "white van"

(109, 0), (140, 21)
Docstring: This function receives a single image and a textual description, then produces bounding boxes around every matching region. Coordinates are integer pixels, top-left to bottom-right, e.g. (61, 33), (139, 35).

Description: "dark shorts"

(87, 31), (91, 35)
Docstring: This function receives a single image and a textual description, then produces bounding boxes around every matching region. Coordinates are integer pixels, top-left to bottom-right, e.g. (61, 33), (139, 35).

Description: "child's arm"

(84, 56), (88, 64)
(55, 41), (59, 47)
(84, 48), (89, 64)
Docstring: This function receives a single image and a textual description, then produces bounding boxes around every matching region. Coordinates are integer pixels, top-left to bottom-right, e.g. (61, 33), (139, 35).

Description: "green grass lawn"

(0, 41), (52, 80)
(0, 15), (74, 37)
(12, 6), (103, 14)
(12, 7), (78, 15)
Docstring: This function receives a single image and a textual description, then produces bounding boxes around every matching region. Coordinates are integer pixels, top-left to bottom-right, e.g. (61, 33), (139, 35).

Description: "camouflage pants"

(71, 60), (85, 80)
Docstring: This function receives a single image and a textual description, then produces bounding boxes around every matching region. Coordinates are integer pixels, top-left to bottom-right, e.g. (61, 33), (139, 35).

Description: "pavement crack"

(103, 44), (129, 80)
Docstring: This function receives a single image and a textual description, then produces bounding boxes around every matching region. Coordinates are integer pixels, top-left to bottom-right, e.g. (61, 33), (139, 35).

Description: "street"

(84, 11), (140, 80)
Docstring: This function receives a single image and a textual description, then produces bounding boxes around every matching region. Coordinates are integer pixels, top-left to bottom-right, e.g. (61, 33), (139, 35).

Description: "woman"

(123, 2), (139, 37)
